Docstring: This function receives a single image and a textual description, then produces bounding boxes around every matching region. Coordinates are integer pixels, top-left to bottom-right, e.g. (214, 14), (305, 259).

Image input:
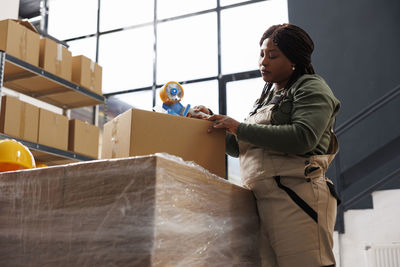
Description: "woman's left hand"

(207, 114), (240, 135)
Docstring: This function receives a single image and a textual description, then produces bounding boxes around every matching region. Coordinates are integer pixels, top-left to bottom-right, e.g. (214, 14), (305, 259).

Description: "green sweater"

(226, 74), (340, 157)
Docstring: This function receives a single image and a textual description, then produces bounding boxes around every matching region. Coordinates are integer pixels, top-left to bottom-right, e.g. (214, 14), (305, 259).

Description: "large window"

(48, 0), (98, 40)
(157, 0), (216, 19)
(99, 26), (154, 93)
(67, 37), (97, 62)
(221, 0), (288, 74)
(157, 13), (218, 84)
(100, 0), (154, 32)
(47, 0), (288, 183)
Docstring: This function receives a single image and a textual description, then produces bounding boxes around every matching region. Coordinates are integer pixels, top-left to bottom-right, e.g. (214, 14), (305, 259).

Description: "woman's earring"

(292, 65), (296, 71)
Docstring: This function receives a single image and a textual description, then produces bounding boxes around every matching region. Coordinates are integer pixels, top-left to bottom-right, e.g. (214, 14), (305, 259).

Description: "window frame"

(46, 0), (286, 180)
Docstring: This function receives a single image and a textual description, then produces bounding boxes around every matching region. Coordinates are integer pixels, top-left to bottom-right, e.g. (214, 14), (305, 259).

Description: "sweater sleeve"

(236, 78), (339, 155)
(226, 132), (239, 157)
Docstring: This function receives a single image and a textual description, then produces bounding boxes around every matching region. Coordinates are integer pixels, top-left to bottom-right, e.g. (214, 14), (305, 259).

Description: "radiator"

(366, 243), (400, 267)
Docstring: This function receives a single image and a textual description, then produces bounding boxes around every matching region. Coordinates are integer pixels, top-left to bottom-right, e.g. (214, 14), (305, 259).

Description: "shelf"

(0, 51), (101, 165)
(0, 133), (96, 166)
(0, 51), (104, 109)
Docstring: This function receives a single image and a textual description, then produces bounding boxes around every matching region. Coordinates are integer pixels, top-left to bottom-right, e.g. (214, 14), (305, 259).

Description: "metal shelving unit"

(0, 50), (105, 165)
(0, 51), (104, 109)
(0, 133), (94, 165)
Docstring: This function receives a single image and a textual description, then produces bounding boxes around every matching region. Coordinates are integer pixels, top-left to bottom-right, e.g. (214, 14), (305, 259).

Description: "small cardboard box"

(0, 95), (39, 142)
(38, 108), (68, 150)
(102, 108), (226, 178)
(0, 19), (40, 66)
(39, 37), (72, 81)
(68, 119), (99, 158)
(72, 55), (102, 95)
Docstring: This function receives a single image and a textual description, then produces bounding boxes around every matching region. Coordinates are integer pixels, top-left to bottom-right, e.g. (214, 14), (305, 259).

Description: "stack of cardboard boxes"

(0, 19), (103, 94)
(0, 19), (103, 159)
(0, 95), (100, 158)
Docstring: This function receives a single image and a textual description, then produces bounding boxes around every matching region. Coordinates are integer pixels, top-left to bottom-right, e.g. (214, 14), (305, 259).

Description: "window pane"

(67, 37), (97, 61)
(70, 106), (94, 123)
(221, 0), (288, 74)
(112, 90), (153, 113)
(220, 0), (248, 6)
(98, 96), (134, 127)
(228, 157), (242, 186)
(157, 0), (216, 19)
(99, 27), (154, 94)
(226, 77), (265, 185)
(226, 78), (265, 121)
(48, 0), (97, 40)
(155, 80), (219, 114)
(157, 13), (218, 83)
(100, 0), (154, 32)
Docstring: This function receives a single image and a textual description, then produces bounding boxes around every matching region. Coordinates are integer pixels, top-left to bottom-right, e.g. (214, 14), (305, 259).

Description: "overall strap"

(274, 176), (318, 223)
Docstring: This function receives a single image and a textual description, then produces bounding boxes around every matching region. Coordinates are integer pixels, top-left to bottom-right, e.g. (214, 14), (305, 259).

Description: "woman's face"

(258, 38), (294, 89)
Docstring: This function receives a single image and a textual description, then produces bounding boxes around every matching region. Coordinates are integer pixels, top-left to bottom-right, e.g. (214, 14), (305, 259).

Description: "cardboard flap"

(12, 19), (38, 33)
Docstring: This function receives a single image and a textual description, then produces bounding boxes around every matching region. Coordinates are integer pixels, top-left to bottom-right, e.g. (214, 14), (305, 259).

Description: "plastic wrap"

(0, 154), (260, 266)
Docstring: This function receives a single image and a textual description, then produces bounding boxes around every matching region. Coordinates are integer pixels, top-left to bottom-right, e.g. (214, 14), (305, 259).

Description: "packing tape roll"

(111, 118), (119, 158)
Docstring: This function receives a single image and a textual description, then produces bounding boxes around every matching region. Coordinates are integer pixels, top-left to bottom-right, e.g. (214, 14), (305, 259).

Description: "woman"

(194, 24), (340, 267)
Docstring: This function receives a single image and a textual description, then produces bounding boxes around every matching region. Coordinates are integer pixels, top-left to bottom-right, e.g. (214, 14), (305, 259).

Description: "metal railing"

(334, 83), (400, 233)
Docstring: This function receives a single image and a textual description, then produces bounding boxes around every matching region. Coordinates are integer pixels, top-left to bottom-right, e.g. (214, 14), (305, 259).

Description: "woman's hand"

(193, 105), (210, 115)
(190, 105), (211, 119)
(207, 114), (240, 135)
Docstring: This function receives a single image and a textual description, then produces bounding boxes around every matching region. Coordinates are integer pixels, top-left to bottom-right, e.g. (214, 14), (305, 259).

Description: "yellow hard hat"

(35, 161), (48, 168)
(0, 139), (36, 172)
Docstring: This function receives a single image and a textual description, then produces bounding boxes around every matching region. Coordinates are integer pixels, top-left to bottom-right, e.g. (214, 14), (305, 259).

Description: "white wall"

(336, 189), (400, 267)
(0, 0), (19, 20)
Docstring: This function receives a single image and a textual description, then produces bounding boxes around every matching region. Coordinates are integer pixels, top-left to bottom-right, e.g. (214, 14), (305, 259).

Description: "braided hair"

(251, 24), (315, 115)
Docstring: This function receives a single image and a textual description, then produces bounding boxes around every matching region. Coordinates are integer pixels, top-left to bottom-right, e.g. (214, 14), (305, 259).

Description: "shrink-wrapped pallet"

(0, 154), (260, 266)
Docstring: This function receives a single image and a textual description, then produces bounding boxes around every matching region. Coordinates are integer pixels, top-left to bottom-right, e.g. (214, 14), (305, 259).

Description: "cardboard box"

(0, 19), (40, 66)
(21, 101), (40, 142)
(102, 108), (226, 178)
(38, 108), (68, 150)
(68, 119), (99, 158)
(0, 95), (20, 138)
(0, 155), (259, 266)
(0, 95), (39, 142)
(72, 55), (102, 95)
(39, 37), (72, 81)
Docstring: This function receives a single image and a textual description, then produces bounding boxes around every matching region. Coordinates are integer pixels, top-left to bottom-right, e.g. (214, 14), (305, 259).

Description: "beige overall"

(239, 104), (338, 267)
